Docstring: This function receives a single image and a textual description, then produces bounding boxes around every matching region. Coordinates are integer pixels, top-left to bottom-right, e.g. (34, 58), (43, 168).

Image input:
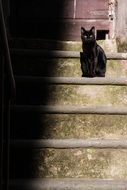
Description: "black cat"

(80, 26), (107, 77)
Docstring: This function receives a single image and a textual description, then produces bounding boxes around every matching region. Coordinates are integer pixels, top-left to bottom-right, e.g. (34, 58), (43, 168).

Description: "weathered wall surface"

(10, 0), (110, 40)
(116, 0), (127, 38)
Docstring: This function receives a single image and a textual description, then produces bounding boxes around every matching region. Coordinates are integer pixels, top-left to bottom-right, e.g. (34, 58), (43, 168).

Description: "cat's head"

(81, 26), (96, 43)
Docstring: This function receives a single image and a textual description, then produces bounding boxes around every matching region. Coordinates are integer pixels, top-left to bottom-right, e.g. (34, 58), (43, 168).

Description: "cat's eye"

(84, 35), (87, 38)
(90, 35), (93, 38)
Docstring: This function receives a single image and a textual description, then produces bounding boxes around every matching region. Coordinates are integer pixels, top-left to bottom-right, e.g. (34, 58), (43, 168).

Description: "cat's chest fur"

(86, 54), (95, 63)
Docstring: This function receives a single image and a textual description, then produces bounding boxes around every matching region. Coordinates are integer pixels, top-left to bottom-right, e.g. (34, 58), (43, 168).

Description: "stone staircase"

(9, 39), (127, 190)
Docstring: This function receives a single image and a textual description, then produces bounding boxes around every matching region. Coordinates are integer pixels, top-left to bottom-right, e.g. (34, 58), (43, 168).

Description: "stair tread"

(11, 105), (127, 114)
(9, 37), (82, 50)
(10, 178), (127, 190)
(15, 76), (127, 85)
(11, 49), (127, 59)
(11, 138), (127, 149)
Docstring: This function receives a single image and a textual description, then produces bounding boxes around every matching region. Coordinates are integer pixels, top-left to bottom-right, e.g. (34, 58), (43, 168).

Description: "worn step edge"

(10, 139), (127, 149)
(11, 49), (127, 60)
(10, 178), (127, 190)
(11, 105), (127, 115)
(15, 76), (127, 85)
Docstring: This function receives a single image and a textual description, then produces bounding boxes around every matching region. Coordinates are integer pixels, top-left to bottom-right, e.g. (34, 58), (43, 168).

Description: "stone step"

(10, 113), (127, 139)
(15, 76), (127, 85)
(14, 77), (127, 105)
(10, 38), (117, 52)
(11, 105), (127, 114)
(15, 84), (127, 106)
(9, 178), (127, 190)
(11, 56), (126, 77)
(11, 139), (127, 149)
(10, 148), (127, 178)
(11, 49), (127, 60)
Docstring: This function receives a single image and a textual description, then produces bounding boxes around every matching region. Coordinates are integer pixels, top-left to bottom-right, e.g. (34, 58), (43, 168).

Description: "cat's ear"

(81, 27), (85, 35)
(91, 26), (95, 34)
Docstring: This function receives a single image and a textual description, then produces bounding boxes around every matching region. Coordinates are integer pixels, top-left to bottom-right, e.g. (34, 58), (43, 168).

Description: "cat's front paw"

(82, 74), (95, 78)
(82, 74), (89, 77)
(95, 71), (105, 77)
(97, 73), (105, 77)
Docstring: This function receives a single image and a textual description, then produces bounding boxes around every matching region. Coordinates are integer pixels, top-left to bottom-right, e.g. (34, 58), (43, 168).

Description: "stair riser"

(9, 179), (127, 190)
(12, 58), (126, 77)
(15, 84), (127, 105)
(11, 113), (127, 139)
(10, 148), (127, 179)
(10, 39), (116, 51)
